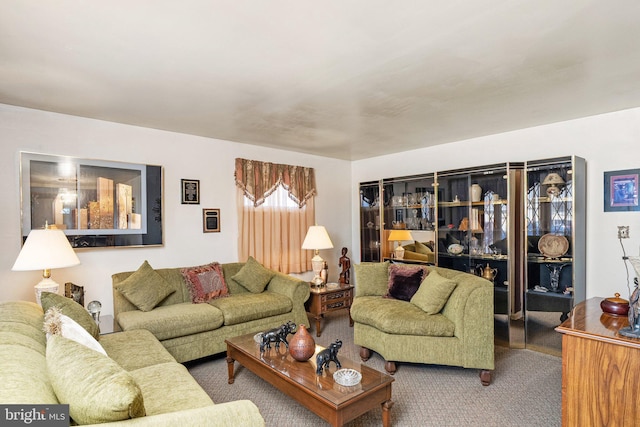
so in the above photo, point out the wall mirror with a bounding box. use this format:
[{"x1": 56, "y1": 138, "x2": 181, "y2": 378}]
[{"x1": 20, "y1": 152, "x2": 163, "y2": 248}]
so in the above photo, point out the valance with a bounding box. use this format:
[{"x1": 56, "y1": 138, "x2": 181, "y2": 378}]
[{"x1": 234, "y1": 158, "x2": 316, "y2": 208}]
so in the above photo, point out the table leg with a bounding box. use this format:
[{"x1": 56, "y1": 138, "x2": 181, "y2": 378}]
[
  {"x1": 381, "y1": 400, "x2": 394, "y2": 427},
  {"x1": 314, "y1": 315, "x2": 322, "y2": 337},
  {"x1": 226, "y1": 354, "x2": 235, "y2": 384}
]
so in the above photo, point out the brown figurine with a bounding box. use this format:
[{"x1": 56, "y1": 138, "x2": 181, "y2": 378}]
[{"x1": 339, "y1": 247, "x2": 351, "y2": 284}]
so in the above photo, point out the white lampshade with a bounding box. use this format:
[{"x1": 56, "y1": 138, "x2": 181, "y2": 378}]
[
  {"x1": 12, "y1": 227, "x2": 81, "y2": 304},
  {"x1": 302, "y1": 225, "x2": 334, "y2": 250},
  {"x1": 302, "y1": 225, "x2": 333, "y2": 287}
]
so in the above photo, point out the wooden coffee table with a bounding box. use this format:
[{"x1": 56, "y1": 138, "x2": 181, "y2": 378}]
[{"x1": 226, "y1": 333, "x2": 394, "y2": 426}]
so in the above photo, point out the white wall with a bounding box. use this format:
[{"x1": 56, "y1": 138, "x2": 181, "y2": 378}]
[
  {"x1": 352, "y1": 107, "x2": 640, "y2": 300},
  {"x1": 0, "y1": 104, "x2": 352, "y2": 315}
]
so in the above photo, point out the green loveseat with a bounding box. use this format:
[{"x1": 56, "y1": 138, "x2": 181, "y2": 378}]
[
  {"x1": 351, "y1": 262, "x2": 494, "y2": 385},
  {"x1": 0, "y1": 300, "x2": 265, "y2": 426},
  {"x1": 112, "y1": 261, "x2": 311, "y2": 363}
]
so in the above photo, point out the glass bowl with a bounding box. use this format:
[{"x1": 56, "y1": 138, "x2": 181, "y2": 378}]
[{"x1": 333, "y1": 369, "x2": 362, "y2": 387}]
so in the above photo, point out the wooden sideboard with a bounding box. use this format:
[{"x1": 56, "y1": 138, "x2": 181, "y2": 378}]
[{"x1": 555, "y1": 297, "x2": 640, "y2": 426}]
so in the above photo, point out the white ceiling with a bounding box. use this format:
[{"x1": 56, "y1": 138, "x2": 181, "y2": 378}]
[{"x1": 2, "y1": 1, "x2": 640, "y2": 160}]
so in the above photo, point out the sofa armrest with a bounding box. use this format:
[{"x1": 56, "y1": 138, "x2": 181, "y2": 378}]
[
  {"x1": 84, "y1": 401, "x2": 264, "y2": 427},
  {"x1": 266, "y1": 273, "x2": 310, "y2": 305}
]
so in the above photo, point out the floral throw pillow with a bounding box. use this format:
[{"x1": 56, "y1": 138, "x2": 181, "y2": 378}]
[{"x1": 181, "y1": 262, "x2": 229, "y2": 303}]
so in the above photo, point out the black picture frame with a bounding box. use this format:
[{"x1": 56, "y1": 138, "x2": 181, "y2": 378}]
[
  {"x1": 604, "y1": 169, "x2": 640, "y2": 212},
  {"x1": 181, "y1": 179, "x2": 200, "y2": 204},
  {"x1": 203, "y1": 208, "x2": 220, "y2": 232}
]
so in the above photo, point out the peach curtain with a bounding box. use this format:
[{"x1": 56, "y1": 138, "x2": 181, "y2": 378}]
[{"x1": 235, "y1": 159, "x2": 316, "y2": 273}]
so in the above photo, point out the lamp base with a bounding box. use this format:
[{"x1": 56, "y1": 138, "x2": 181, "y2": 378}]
[
  {"x1": 311, "y1": 254, "x2": 325, "y2": 287},
  {"x1": 35, "y1": 277, "x2": 60, "y2": 306}
]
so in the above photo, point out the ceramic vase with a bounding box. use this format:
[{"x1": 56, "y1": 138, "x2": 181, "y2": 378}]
[
  {"x1": 289, "y1": 324, "x2": 316, "y2": 361},
  {"x1": 470, "y1": 184, "x2": 482, "y2": 202}
]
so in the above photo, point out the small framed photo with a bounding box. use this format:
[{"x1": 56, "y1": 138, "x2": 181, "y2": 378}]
[
  {"x1": 604, "y1": 169, "x2": 640, "y2": 212},
  {"x1": 181, "y1": 179, "x2": 200, "y2": 204},
  {"x1": 203, "y1": 208, "x2": 220, "y2": 232}
]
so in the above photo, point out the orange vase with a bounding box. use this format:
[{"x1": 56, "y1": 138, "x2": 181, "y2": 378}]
[{"x1": 289, "y1": 324, "x2": 316, "y2": 362}]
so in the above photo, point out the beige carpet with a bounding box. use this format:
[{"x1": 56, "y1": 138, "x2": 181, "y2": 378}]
[{"x1": 187, "y1": 310, "x2": 561, "y2": 426}]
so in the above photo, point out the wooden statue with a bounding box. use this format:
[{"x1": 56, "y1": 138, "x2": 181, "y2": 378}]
[{"x1": 339, "y1": 247, "x2": 351, "y2": 284}]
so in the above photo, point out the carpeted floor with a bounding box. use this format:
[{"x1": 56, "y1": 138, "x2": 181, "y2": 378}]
[{"x1": 187, "y1": 311, "x2": 561, "y2": 426}]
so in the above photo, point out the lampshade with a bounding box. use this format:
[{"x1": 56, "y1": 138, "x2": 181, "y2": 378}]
[
  {"x1": 387, "y1": 230, "x2": 413, "y2": 242},
  {"x1": 12, "y1": 227, "x2": 80, "y2": 304},
  {"x1": 302, "y1": 226, "x2": 334, "y2": 250},
  {"x1": 302, "y1": 225, "x2": 333, "y2": 287}
]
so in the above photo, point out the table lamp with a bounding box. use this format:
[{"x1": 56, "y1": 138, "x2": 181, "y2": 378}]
[
  {"x1": 388, "y1": 229, "x2": 413, "y2": 259},
  {"x1": 302, "y1": 225, "x2": 334, "y2": 287},
  {"x1": 12, "y1": 224, "x2": 81, "y2": 305}
]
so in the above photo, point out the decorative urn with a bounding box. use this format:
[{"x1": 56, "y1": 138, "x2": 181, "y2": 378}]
[
  {"x1": 289, "y1": 324, "x2": 316, "y2": 362},
  {"x1": 600, "y1": 293, "x2": 629, "y2": 316}
]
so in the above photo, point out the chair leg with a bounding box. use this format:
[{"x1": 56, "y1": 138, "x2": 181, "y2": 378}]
[
  {"x1": 384, "y1": 361, "x2": 397, "y2": 375},
  {"x1": 479, "y1": 369, "x2": 492, "y2": 386},
  {"x1": 359, "y1": 347, "x2": 372, "y2": 362}
]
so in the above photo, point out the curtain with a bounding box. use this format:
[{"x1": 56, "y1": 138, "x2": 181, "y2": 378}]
[{"x1": 235, "y1": 158, "x2": 316, "y2": 273}]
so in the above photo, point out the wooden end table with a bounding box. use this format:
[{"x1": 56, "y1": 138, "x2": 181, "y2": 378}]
[{"x1": 305, "y1": 283, "x2": 354, "y2": 337}]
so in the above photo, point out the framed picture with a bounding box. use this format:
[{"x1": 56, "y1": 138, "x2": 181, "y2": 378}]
[
  {"x1": 64, "y1": 282, "x2": 85, "y2": 307},
  {"x1": 604, "y1": 169, "x2": 640, "y2": 212},
  {"x1": 19, "y1": 152, "x2": 163, "y2": 248},
  {"x1": 203, "y1": 208, "x2": 220, "y2": 232},
  {"x1": 181, "y1": 179, "x2": 200, "y2": 204}
]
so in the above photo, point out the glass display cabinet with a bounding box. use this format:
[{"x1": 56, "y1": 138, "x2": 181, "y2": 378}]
[
  {"x1": 359, "y1": 181, "x2": 382, "y2": 262},
  {"x1": 523, "y1": 156, "x2": 586, "y2": 355},
  {"x1": 381, "y1": 174, "x2": 436, "y2": 259},
  {"x1": 435, "y1": 163, "x2": 524, "y2": 346}
]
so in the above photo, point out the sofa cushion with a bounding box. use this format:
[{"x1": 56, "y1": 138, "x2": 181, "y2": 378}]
[
  {"x1": 117, "y1": 302, "x2": 224, "y2": 341},
  {"x1": 181, "y1": 262, "x2": 229, "y2": 303},
  {"x1": 351, "y1": 296, "x2": 455, "y2": 336},
  {"x1": 116, "y1": 260, "x2": 175, "y2": 311},
  {"x1": 385, "y1": 264, "x2": 426, "y2": 301},
  {"x1": 414, "y1": 240, "x2": 433, "y2": 255},
  {"x1": 130, "y1": 362, "x2": 214, "y2": 416},
  {"x1": 0, "y1": 301, "x2": 46, "y2": 352},
  {"x1": 40, "y1": 292, "x2": 100, "y2": 341},
  {"x1": 100, "y1": 329, "x2": 177, "y2": 371},
  {"x1": 0, "y1": 345, "x2": 58, "y2": 404},
  {"x1": 43, "y1": 308, "x2": 106, "y2": 355},
  {"x1": 46, "y1": 334, "x2": 145, "y2": 424},
  {"x1": 209, "y1": 292, "x2": 292, "y2": 326},
  {"x1": 354, "y1": 261, "x2": 390, "y2": 297},
  {"x1": 231, "y1": 256, "x2": 275, "y2": 293},
  {"x1": 411, "y1": 270, "x2": 458, "y2": 314}
]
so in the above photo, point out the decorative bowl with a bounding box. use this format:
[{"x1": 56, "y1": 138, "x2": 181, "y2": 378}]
[
  {"x1": 333, "y1": 369, "x2": 362, "y2": 387},
  {"x1": 600, "y1": 293, "x2": 629, "y2": 316},
  {"x1": 538, "y1": 233, "x2": 569, "y2": 258},
  {"x1": 447, "y1": 244, "x2": 464, "y2": 255}
]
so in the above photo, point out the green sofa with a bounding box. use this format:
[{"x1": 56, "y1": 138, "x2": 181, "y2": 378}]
[
  {"x1": 351, "y1": 262, "x2": 494, "y2": 385},
  {"x1": 112, "y1": 261, "x2": 311, "y2": 363},
  {"x1": 0, "y1": 300, "x2": 265, "y2": 426}
]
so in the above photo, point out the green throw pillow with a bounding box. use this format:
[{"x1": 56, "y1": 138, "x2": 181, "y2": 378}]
[
  {"x1": 40, "y1": 292, "x2": 100, "y2": 341},
  {"x1": 46, "y1": 334, "x2": 145, "y2": 424},
  {"x1": 414, "y1": 240, "x2": 433, "y2": 254},
  {"x1": 116, "y1": 260, "x2": 175, "y2": 312},
  {"x1": 410, "y1": 270, "x2": 458, "y2": 314},
  {"x1": 354, "y1": 261, "x2": 390, "y2": 297},
  {"x1": 231, "y1": 256, "x2": 275, "y2": 293}
]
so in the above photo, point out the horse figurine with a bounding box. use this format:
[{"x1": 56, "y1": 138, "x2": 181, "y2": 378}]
[
  {"x1": 260, "y1": 321, "x2": 296, "y2": 353},
  {"x1": 315, "y1": 339, "x2": 342, "y2": 375}
]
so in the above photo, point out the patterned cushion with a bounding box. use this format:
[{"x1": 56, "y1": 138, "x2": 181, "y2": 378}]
[
  {"x1": 40, "y1": 292, "x2": 100, "y2": 341},
  {"x1": 410, "y1": 270, "x2": 458, "y2": 314},
  {"x1": 181, "y1": 262, "x2": 228, "y2": 303},
  {"x1": 46, "y1": 335, "x2": 145, "y2": 424},
  {"x1": 231, "y1": 257, "x2": 275, "y2": 293},
  {"x1": 385, "y1": 264, "x2": 427, "y2": 301},
  {"x1": 354, "y1": 261, "x2": 390, "y2": 297},
  {"x1": 116, "y1": 260, "x2": 175, "y2": 311}
]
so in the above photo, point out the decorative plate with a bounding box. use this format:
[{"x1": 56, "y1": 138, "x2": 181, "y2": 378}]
[
  {"x1": 333, "y1": 369, "x2": 362, "y2": 387},
  {"x1": 538, "y1": 234, "x2": 569, "y2": 258},
  {"x1": 447, "y1": 244, "x2": 464, "y2": 255}
]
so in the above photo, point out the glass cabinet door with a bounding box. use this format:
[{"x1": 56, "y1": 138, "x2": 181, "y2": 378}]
[
  {"x1": 359, "y1": 181, "x2": 382, "y2": 262},
  {"x1": 435, "y1": 163, "x2": 524, "y2": 347},
  {"x1": 524, "y1": 156, "x2": 586, "y2": 355},
  {"x1": 381, "y1": 174, "x2": 436, "y2": 260}
]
